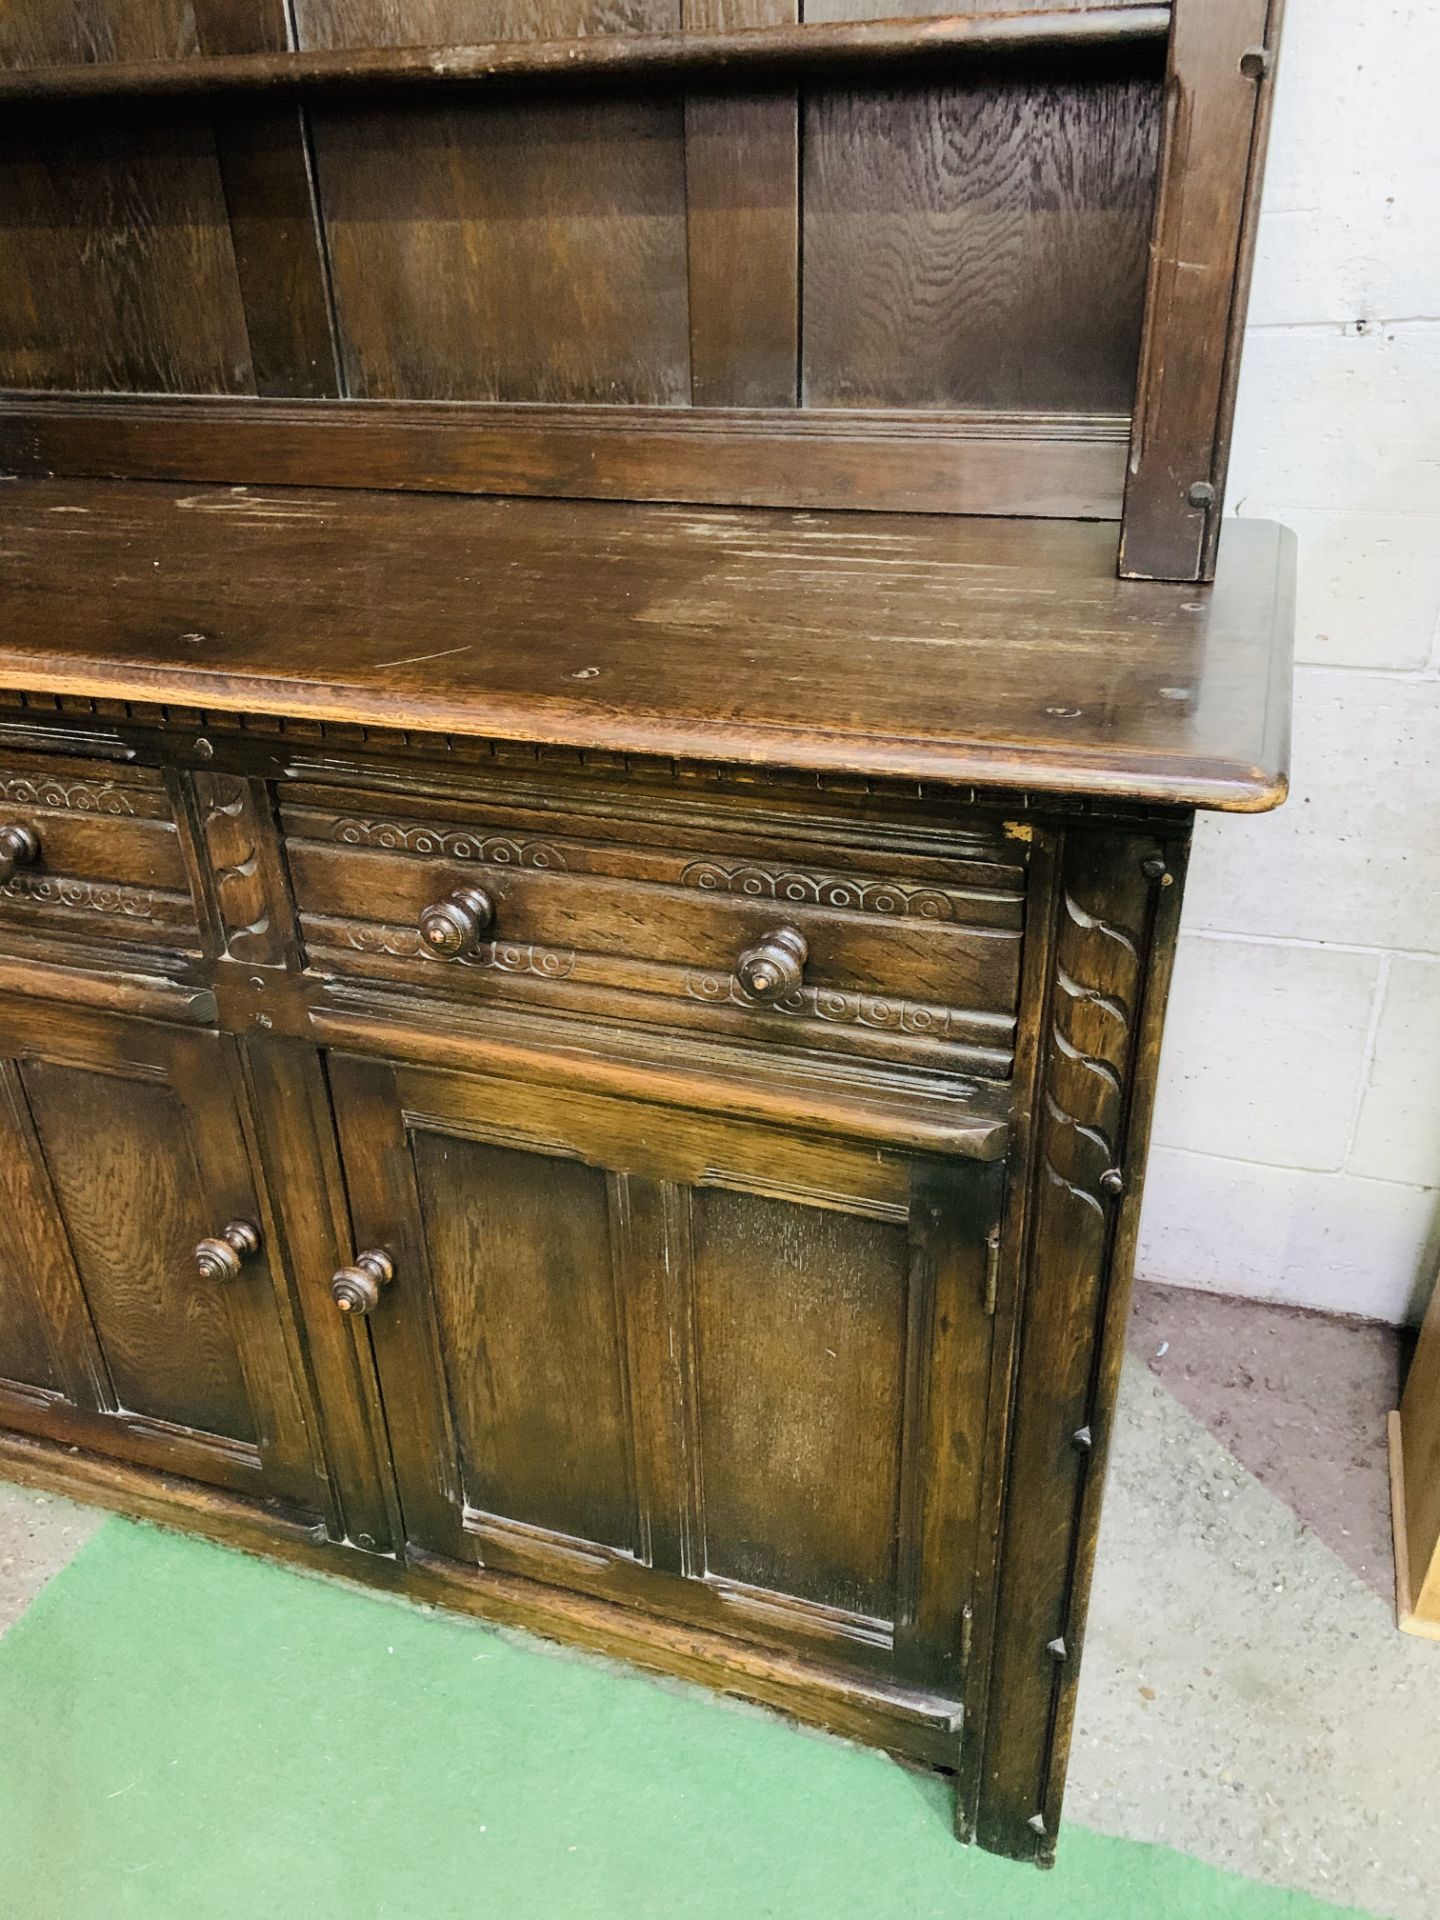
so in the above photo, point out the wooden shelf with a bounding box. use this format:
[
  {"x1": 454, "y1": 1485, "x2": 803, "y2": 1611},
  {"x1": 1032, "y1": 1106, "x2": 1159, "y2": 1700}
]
[
  {"x1": 0, "y1": 6, "x2": 1169, "y2": 105},
  {"x1": 0, "y1": 478, "x2": 1292, "y2": 811}
]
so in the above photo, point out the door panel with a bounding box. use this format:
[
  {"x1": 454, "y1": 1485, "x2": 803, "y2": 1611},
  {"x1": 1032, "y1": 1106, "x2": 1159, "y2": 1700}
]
[
  {"x1": 689, "y1": 1189, "x2": 907, "y2": 1624},
  {"x1": 0, "y1": 996, "x2": 325, "y2": 1518},
  {"x1": 330, "y1": 1049, "x2": 1001, "y2": 1698},
  {"x1": 21, "y1": 1060, "x2": 258, "y2": 1443},
  {"x1": 411, "y1": 1133, "x2": 636, "y2": 1554}
]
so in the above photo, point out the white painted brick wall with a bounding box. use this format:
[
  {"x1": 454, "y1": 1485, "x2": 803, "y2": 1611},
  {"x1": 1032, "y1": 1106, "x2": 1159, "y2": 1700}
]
[{"x1": 1137, "y1": 0, "x2": 1440, "y2": 1323}]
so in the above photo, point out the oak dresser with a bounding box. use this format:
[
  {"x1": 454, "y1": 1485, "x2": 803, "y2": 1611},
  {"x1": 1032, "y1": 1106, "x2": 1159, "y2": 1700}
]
[{"x1": 0, "y1": 0, "x2": 1289, "y2": 1864}]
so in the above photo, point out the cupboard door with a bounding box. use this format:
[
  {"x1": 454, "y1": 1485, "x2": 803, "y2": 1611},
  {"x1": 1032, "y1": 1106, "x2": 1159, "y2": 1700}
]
[
  {"x1": 0, "y1": 997, "x2": 324, "y2": 1517},
  {"x1": 329, "y1": 1052, "x2": 1002, "y2": 1705}
]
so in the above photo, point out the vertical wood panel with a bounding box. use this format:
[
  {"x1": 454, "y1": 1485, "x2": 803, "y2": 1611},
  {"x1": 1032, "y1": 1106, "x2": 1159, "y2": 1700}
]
[
  {"x1": 242, "y1": 1036, "x2": 400, "y2": 1552},
  {"x1": 683, "y1": 0, "x2": 797, "y2": 408},
  {"x1": 0, "y1": 116, "x2": 255, "y2": 394},
  {"x1": 801, "y1": 69, "x2": 1160, "y2": 412},
  {"x1": 690, "y1": 1188, "x2": 908, "y2": 1620},
  {"x1": 0, "y1": 1, "x2": 197, "y2": 65},
  {"x1": 411, "y1": 1132, "x2": 638, "y2": 1552},
  {"x1": 298, "y1": 0, "x2": 691, "y2": 404},
  {"x1": 193, "y1": 0, "x2": 342, "y2": 398},
  {"x1": 0, "y1": 2, "x2": 253, "y2": 395},
  {"x1": 1120, "y1": 0, "x2": 1281, "y2": 580},
  {"x1": 0, "y1": 1060, "x2": 108, "y2": 1405},
  {"x1": 327, "y1": 1051, "x2": 470, "y2": 1558},
  {"x1": 894, "y1": 1156, "x2": 1003, "y2": 1692},
  {"x1": 610, "y1": 1173, "x2": 703, "y2": 1574}
]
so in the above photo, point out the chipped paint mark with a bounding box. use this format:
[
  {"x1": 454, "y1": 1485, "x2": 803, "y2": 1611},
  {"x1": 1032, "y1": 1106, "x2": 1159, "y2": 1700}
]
[{"x1": 1003, "y1": 821, "x2": 1035, "y2": 844}]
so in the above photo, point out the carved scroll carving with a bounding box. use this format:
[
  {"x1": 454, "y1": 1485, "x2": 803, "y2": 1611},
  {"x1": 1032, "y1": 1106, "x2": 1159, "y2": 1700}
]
[
  {"x1": 1040, "y1": 888, "x2": 1141, "y2": 1216},
  {"x1": 0, "y1": 872, "x2": 184, "y2": 923},
  {"x1": 193, "y1": 773, "x2": 287, "y2": 965},
  {"x1": 330, "y1": 817, "x2": 568, "y2": 870},
  {"x1": 0, "y1": 773, "x2": 143, "y2": 816},
  {"x1": 684, "y1": 968, "x2": 978, "y2": 1042},
  {"x1": 680, "y1": 860, "x2": 958, "y2": 921},
  {"x1": 306, "y1": 914, "x2": 576, "y2": 981}
]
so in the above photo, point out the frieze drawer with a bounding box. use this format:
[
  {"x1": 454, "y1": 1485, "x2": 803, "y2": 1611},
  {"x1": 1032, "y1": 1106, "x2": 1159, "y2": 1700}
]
[
  {"x1": 280, "y1": 780, "x2": 1027, "y2": 1082},
  {"x1": 0, "y1": 751, "x2": 198, "y2": 955}
]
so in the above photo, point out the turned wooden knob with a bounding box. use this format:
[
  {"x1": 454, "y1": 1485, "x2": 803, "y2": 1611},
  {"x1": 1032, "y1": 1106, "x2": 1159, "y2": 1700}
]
[
  {"x1": 417, "y1": 886, "x2": 495, "y2": 960},
  {"x1": 194, "y1": 1219, "x2": 262, "y2": 1283},
  {"x1": 0, "y1": 825, "x2": 40, "y2": 887},
  {"x1": 735, "y1": 927, "x2": 808, "y2": 1005},
  {"x1": 331, "y1": 1249, "x2": 395, "y2": 1316}
]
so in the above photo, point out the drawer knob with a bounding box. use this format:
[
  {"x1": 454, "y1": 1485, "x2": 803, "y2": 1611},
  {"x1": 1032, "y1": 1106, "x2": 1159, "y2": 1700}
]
[
  {"x1": 418, "y1": 886, "x2": 496, "y2": 961},
  {"x1": 0, "y1": 824, "x2": 40, "y2": 886},
  {"x1": 331, "y1": 1248, "x2": 395, "y2": 1316},
  {"x1": 735, "y1": 926, "x2": 809, "y2": 1005},
  {"x1": 194, "y1": 1219, "x2": 262, "y2": 1283}
]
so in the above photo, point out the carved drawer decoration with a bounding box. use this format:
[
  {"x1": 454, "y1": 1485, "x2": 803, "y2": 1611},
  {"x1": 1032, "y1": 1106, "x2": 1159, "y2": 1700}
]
[
  {"x1": 281, "y1": 778, "x2": 1028, "y2": 1082},
  {"x1": 0, "y1": 751, "x2": 198, "y2": 954}
]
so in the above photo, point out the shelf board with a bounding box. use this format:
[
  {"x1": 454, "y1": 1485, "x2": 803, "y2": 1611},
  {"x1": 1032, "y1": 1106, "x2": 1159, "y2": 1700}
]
[
  {"x1": 0, "y1": 478, "x2": 1292, "y2": 812},
  {"x1": 0, "y1": 7, "x2": 1170, "y2": 105}
]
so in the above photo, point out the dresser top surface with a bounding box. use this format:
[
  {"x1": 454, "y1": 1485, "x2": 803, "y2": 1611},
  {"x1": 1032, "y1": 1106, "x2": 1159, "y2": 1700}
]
[{"x1": 0, "y1": 479, "x2": 1292, "y2": 811}]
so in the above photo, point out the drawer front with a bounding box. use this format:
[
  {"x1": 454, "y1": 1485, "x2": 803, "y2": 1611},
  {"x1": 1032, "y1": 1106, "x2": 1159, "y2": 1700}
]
[
  {"x1": 282, "y1": 780, "x2": 1026, "y2": 1081},
  {"x1": 0, "y1": 753, "x2": 199, "y2": 953}
]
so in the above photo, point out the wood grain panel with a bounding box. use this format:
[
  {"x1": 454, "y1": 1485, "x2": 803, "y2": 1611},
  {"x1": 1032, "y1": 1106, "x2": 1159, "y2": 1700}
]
[
  {"x1": 0, "y1": 1, "x2": 199, "y2": 65},
  {"x1": 299, "y1": 0, "x2": 689, "y2": 404},
  {"x1": 0, "y1": 1065, "x2": 70, "y2": 1394},
  {"x1": 192, "y1": 0, "x2": 342, "y2": 399},
  {"x1": 690, "y1": 1188, "x2": 908, "y2": 1619},
  {"x1": 801, "y1": 71, "x2": 1160, "y2": 412},
  {"x1": 19, "y1": 1059, "x2": 258, "y2": 1441},
  {"x1": 294, "y1": 0, "x2": 673, "y2": 44},
  {"x1": 411, "y1": 1131, "x2": 637, "y2": 1554},
  {"x1": 0, "y1": 114, "x2": 255, "y2": 394},
  {"x1": 683, "y1": 0, "x2": 797, "y2": 409},
  {"x1": 310, "y1": 94, "x2": 691, "y2": 402},
  {"x1": 0, "y1": 5, "x2": 250, "y2": 394}
]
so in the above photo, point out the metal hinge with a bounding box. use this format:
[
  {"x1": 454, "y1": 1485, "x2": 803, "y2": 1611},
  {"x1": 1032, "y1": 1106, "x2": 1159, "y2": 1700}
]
[{"x1": 983, "y1": 1222, "x2": 1001, "y2": 1316}]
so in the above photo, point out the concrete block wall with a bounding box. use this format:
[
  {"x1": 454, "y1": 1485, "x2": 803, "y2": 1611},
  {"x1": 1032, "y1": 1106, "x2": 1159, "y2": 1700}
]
[{"x1": 1137, "y1": 0, "x2": 1440, "y2": 1324}]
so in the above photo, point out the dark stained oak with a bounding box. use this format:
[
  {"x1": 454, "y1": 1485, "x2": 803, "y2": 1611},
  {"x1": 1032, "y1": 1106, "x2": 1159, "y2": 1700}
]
[
  {"x1": 0, "y1": 394, "x2": 1132, "y2": 520},
  {"x1": 0, "y1": 480, "x2": 1292, "y2": 810},
  {"x1": 0, "y1": 0, "x2": 1291, "y2": 1870},
  {"x1": 0, "y1": 994, "x2": 327, "y2": 1517},
  {"x1": 1120, "y1": 0, "x2": 1285, "y2": 580},
  {"x1": 0, "y1": 8, "x2": 1173, "y2": 102},
  {"x1": 801, "y1": 67, "x2": 1159, "y2": 414}
]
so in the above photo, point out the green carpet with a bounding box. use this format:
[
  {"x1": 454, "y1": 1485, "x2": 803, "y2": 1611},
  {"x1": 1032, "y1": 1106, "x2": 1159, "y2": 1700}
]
[{"x1": 0, "y1": 1516, "x2": 1372, "y2": 1920}]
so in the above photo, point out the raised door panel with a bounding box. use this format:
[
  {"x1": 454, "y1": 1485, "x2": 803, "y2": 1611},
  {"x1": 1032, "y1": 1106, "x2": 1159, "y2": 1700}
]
[
  {"x1": 330, "y1": 1049, "x2": 1000, "y2": 1726},
  {"x1": 689, "y1": 1189, "x2": 906, "y2": 1624},
  {"x1": 20, "y1": 1059, "x2": 259, "y2": 1444},
  {"x1": 0, "y1": 998, "x2": 324, "y2": 1517},
  {"x1": 409, "y1": 1132, "x2": 637, "y2": 1558}
]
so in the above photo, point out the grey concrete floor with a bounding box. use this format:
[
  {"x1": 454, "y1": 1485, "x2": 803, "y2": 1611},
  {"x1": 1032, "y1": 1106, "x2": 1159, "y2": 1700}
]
[
  {"x1": 0, "y1": 1479, "x2": 104, "y2": 1633},
  {"x1": 0, "y1": 1281, "x2": 1433, "y2": 1920}
]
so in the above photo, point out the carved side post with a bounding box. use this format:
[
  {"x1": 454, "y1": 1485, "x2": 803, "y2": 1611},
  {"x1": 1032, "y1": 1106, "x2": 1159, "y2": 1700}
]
[{"x1": 970, "y1": 816, "x2": 1190, "y2": 1861}]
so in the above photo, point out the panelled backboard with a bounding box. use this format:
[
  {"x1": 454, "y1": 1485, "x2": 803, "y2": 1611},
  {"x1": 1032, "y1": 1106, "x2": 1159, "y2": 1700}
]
[{"x1": 0, "y1": 0, "x2": 1284, "y2": 575}]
